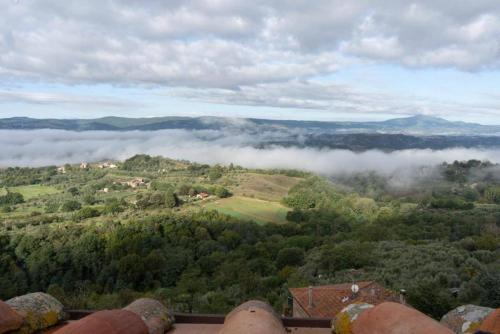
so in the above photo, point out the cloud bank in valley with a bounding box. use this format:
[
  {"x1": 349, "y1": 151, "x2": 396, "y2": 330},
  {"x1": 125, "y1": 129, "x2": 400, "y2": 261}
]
[{"x1": 1, "y1": 130, "x2": 500, "y2": 178}]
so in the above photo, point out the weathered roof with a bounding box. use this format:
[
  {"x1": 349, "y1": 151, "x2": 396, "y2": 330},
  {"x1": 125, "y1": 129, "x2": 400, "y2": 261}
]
[
  {"x1": 53, "y1": 310, "x2": 148, "y2": 334},
  {"x1": 289, "y1": 281, "x2": 400, "y2": 318},
  {"x1": 478, "y1": 308, "x2": 500, "y2": 333},
  {"x1": 167, "y1": 323, "x2": 331, "y2": 334},
  {"x1": 3, "y1": 291, "x2": 497, "y2": 334},
  {"x1": 351, "y1": 302, "x2": 453, "y2": 334},
  {"x1": 0, "y1": 300, "x2": 23, "y2": 333}
]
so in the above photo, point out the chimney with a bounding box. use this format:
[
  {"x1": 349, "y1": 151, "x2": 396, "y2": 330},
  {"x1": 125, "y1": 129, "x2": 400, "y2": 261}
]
[
  {"x1": 308, "y1": 286, "x2": 313, "y2": 308},
  {"x1": 400, "y1": 289, "x2": 406, "y2": 305}
]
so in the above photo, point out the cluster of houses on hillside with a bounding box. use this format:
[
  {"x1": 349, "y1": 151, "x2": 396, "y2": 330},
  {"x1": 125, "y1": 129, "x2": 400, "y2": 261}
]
[
  {"x1": 119, "y1": 178, "x2": 147, "y2": 188},
  {"x1": 56, "y1": 161, "x2": 118, "y2": 174},
  {"x1": 97, "y1": 162, "x2": 118, "y2": 169}
]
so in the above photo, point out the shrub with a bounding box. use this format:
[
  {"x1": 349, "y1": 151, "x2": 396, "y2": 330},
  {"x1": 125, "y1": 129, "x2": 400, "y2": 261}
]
[
  {"x1": 73, "y1": 207, "x2": 100, "y2": 221},
  {"x1": 67, "y1": 187, "x2": 79, "y2": 196},
  {"x1": 208, "y1": 166, "x2": 223, "y2": 181},
  {"x1": 0, "y1": 191, "x2": 24, "y2": 205},
  {"x1": 164, "y1": 190, "x2": 179, "y2": 208},
  {"x1": 214, "y1": 186, "x2": 230, "y2": 198},
  {"x1": 61, "y1": 200, "x2": 82, "y2": 212},
  {"x1": 45, "y1": 201, "x2": 60, "y2": 213}
]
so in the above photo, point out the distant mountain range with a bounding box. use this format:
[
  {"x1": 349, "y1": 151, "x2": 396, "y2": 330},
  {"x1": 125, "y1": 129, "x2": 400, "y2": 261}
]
[
  {"x1": 1, "y1": 115, "x2": 500, "y2": 151},
  {"x1": 1, "y1": 115, "x2": 499, "y2": 136}
]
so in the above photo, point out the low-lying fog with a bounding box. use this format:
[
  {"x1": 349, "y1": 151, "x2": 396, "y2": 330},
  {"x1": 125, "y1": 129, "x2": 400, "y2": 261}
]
[{"x1": 1, "y1": 129, "x2": 499, "y2": 176}]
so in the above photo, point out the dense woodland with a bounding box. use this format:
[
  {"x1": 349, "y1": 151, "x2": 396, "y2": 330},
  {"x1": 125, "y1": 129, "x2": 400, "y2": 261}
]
[{"x1": 0, "y1": 156, "x2": 499, "y2": 319}]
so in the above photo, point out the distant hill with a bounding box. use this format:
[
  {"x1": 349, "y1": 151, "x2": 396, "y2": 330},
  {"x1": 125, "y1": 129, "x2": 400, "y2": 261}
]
[{"x1": 1, "y1": 115, "x2": 499, "y2": 136}]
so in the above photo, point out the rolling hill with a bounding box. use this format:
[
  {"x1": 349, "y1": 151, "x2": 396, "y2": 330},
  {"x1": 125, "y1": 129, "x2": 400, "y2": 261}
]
[{"x1": 1, "y1": 115, "x2": 499, "y2": 135}]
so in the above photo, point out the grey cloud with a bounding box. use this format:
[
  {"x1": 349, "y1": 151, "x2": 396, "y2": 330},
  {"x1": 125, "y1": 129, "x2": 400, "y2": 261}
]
[{"x1": 1, "y1": 0, "x2": 500, "y2": 92}]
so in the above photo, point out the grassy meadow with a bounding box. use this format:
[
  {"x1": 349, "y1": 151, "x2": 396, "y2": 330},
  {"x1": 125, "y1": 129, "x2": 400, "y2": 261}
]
[
  {"x1": 0, "y1": 184, "x2": 60, "y2": 199},
  {"x1": 203, "y1": 195, "x2": 290, "y2": 224}
]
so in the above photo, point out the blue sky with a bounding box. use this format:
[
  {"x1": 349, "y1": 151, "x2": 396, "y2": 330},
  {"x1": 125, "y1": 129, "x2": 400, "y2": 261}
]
[{"x1": 1, "y1": 1, "x2": 500, "y2": 124}]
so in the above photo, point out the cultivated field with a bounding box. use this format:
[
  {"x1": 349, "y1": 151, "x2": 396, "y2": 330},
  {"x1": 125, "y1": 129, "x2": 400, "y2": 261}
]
[
  {"x1": 0, "y1": 185, "x2": 60, "y2": 199},
  {"x1": 231, "y1": 173, "x2": 302, "y2": 201},
  {"x1": 204, "y1": 195, "x2": 290, "y2": 224}
]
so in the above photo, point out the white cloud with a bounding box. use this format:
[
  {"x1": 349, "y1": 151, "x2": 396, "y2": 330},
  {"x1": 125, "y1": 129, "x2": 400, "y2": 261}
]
[
  {"x1": 1, "y1": 0, "x2": 500, "y2": 89},
  {"x1": 0, "y1": 90, "x2": 142, "y2": 108},
  {"x1": 1, "y1": 1, "x2": 500, "y2": 119},
  {"x1": 173, "y1": 81, "x2": 500, "y2": 118}
]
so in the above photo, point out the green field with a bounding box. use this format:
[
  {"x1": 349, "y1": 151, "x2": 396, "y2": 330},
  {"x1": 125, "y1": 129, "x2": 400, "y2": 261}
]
[
  {"x1": 232, "y1": 173, "x2": 302, "y2": 201},
  {"x1": 0, "y1": 185, "x2": 60, "y2": 199},
  {"x1": 204, "y1": 195, "x2": 290, "y2": 224}
]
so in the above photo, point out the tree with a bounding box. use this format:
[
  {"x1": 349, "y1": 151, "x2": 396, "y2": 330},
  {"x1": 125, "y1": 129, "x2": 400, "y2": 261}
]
[
  {"x1": 83, "y1": 194, "x2": 97, "y2": 205},
  {"x1": 320, "y1": 241, "x2": 373, "y2": 272},
  {"x1": 214, "y1": 186, "x2": 230, "y2": 198},
  {"x1": 61, "y1": 200, "x2": 81, "y2": 212},
  {"x1": 45, "y1": 201, "x2": 60, "y2": 213},
  {"x1": 208, "y1": 166, "x2": 223, "y2": 181},
  {"x1": 407, "y1": 280, "x2": 457, "y2": 319},
  {"x1": 164, "y1": 190, "x2": 179, "y2": 208},
  {"x1": 177, "y1": 184, "x2": 191, "y2": 196},
  {"x1": 484, "y1": 186, "x2": 500, "y2": 204},
  {"x1": 0, "y1": 191, "x2": 24, "y2": 205},
  {"x1": 276, "y1": 247, "x2": 304, "y2": 268},
  {"x1": 67, "y1": 187, "x2": 79, "y2": 196},
  {"x1": 73, "y1": 207, "x2": 100, "y2": 221},
  {"x1": 118, "y1": 254, "x2": 145, "y2": 289},
  {"x1": 1, "y1": 206, "x2": 11, "y2": 213},
  {"x1": 103, "y1": 198, "x2": 125, "y2": 215},
  {"x1": 175, "y1": 266, "x2": 207, "y2": 313}
]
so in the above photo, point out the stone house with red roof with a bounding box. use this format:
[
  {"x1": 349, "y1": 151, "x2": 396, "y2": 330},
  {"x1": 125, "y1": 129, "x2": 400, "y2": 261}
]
[{"x1": 289, "y1": 281, "x2": 401, "y2": 318}]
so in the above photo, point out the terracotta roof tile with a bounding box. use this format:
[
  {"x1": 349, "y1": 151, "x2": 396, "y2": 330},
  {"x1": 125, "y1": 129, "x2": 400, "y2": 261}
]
[
  {"x1": 123, "y1": 298, "x2": 174, "y2": 334},
  {"x1": 0, "y1": 300, "x2": 23, "y2": 333},
  {"x1": 52, "y1": 310, "x2": 148, "y2": 334},
  {"x1": 167, "y1": 323, "x2": 332, "y2": 334},
  {"x1": 478, "y1": 308, "x2": 500, "y2": 334},
  {"x1": 352, "y1": 302, "x2": 454, "y2": 334},
  {"x1": 219, "y1": 300, "x2": 287, "y2": 334},
  {"x1": 290, "y1": 281, "x2": 399, "y2": 318}
]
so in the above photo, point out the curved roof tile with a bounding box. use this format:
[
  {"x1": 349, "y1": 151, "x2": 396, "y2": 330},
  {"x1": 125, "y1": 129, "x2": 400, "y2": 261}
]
[
  {"x1": 219, "y1": 300, "x2": 287, "y2": 334},
  {"x1": 352, "y1": 302, "x2": 454, "y2": 334},
  {"x1": 0, "y1": 300, "x2": 23, "y2": 333},
  {"x1": 53, "y1": 310, "x2": 148, "y2": 334},
  {"x1": 478, "y1": 308, "x2": 500, "y2": 334}
]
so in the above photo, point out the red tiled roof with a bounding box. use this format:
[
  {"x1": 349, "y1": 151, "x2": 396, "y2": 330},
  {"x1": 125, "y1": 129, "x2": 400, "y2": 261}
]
[
  {"x1": 5, "y1": 290, "x2": 494, "y2": 334},
  {"x1": 289, "y1": 282, "x2": 400, "y2": 318}
]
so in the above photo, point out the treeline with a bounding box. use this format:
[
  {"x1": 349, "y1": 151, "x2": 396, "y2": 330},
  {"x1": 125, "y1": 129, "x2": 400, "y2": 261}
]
[
  {"x1": 0, "y1": 166, "x2": 57, "y2": 187},
  {"x1": 1, "y1": 183, "x2": 498, "y2": 319}
]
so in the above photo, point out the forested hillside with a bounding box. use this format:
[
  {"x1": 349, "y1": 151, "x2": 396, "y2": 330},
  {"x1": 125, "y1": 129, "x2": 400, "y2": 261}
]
[{"x1": 0, "y1": 156, "x2": 498, "y2": 319}]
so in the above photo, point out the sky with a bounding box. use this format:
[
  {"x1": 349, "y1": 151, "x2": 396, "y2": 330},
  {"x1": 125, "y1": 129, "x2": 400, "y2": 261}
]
[{"x1": 1, "y1": 1, "x2": 500, "y2": 123}]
